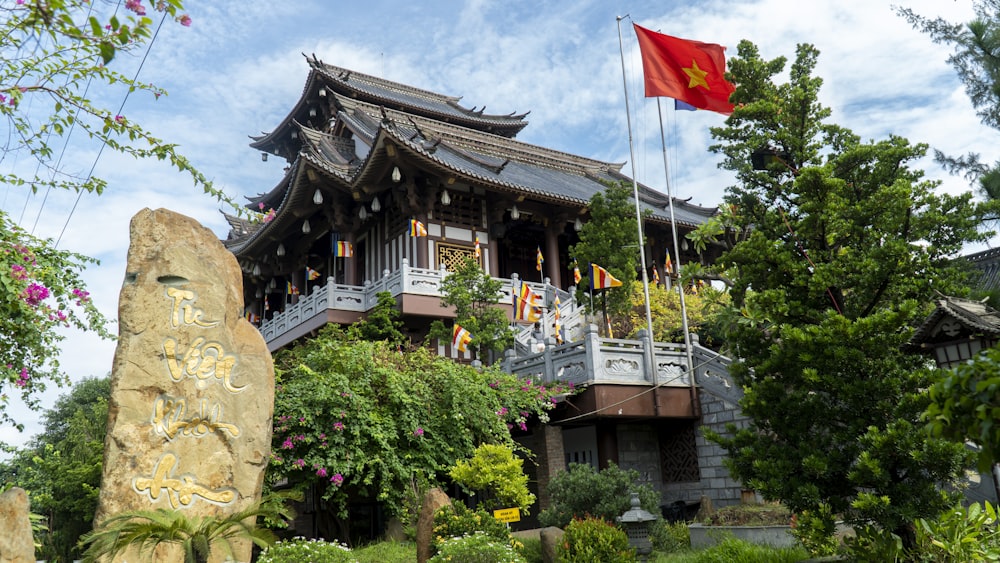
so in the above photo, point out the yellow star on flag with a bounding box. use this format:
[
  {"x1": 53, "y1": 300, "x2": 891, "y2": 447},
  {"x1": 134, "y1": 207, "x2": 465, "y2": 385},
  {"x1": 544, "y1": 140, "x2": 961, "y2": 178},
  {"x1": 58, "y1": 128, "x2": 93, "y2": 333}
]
[{"x1": 683, "y1": 59, "x2": 709, "y2": 89}]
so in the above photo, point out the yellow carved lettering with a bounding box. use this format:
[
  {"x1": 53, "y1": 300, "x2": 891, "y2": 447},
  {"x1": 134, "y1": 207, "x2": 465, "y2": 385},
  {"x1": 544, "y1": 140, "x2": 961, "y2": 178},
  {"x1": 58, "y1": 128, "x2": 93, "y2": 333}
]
[
  {"x1": 151, "y1": 396, "x2": 241, "y2": 440},
  {"x1": 133, "y1": 453, "x2": 236, "y2": 509},
  {"x1": 166, "y1": 287, "x2": 219, "y2": 328},
  {"x1": 162, "y1": 337, "x2": 245, "y2": 393}
]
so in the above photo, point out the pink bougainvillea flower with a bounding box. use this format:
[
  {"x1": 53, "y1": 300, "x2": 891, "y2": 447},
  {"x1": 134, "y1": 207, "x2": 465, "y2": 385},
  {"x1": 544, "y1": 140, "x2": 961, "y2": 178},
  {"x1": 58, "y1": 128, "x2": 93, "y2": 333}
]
[
  {"x1": 331, "y1": 473, "x2": 344, "y2": 486},
  {"x1": 10, "y1": 264, "x2": 27, "y2": 280},
  {"x1": 15, "y1": 368, "x2": 29, "y2": 388},
  {"x1": 333, "y1": 421, "x2": 344, "y2": 431},
  {"x1": 293, "y1": 458, "x2": 306, "y2": 468},
  {"x1": 316, "y1": 467, "x2": 327, "y2": 478},
  {"x1": 281, "y1": 438, "x2": 293, "y2": 449},
  {"x1": 413, "y1": 427, "x2": 424, "y2": 437},
  {"x1": 22, "y1": 283, "x2": 49, "y2": 306},
  {"x1": 115, "y1": 114, "x2": 124, "y2": 123},
  {"x1": 179, "y1": 14, "x2": 192, "y2": 26}
]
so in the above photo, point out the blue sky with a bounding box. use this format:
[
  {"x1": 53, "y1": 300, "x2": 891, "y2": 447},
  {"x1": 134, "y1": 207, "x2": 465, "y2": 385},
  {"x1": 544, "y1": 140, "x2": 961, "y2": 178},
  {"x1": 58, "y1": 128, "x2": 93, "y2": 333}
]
[{"x1": 1, "y1": 0, "x2": 995, "y2": 447}]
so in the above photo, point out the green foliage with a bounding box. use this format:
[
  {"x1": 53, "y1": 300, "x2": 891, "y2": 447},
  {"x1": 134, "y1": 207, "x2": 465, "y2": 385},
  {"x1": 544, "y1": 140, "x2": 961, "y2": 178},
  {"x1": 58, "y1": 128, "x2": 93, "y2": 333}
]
[
  {"x1": 353, "y1": 540, "x2": 416, "y2": 563},
  {"x1": 516, "y1": 536, "x2": 544, "y2": 563},
  {"x1": 449, "y1": 443, "x2": 536, "y2": 513},
  {"x1": 258, "y1": 538, "x2": 358, "y2": 563},
  {"x1": 432, "y1": 503, "x2": 513, "y2": 551},
  {"x1": 269, "y1": 326, "x2": 570, "y2": 521},
  {"x1": 0, "y1": 376, "x2": 108, "y2": 561},
  {"x1": 788, "y1": 506, "x2": 839, "y2": 557},
  {"x1": 913, "y1": 501, "x2": 1000, "y2": 562},
  {"x1": 0, "y1": 224, "x2": 111, "y2": 433},
  {"x1": 1, "y1": 0, "x2": 235, "y2": 435},
  {"x1": 80, "y1": 504, "x2": 283, "y2": 563},
  {"x1": 844, "y1": 524, "x2": 905, "y2": 563},
  {"x1": 667, "y1": 536, "x2": 808, "y2": 563},
  {"x1": 428, "y1": 257, "x2": 514, "y2": 362},
  {"x1": 347, "y1": 291, "x2": 406, "y2": 346},
  {"x1": 557, "y1": 515, "x2": 635, "y2": 563},
  {"x1": 649, "y1": 519, "x2": 690, "y2": 553},
  {"x1": 570, "y1": 181, "x2": 645, "y2": 323},
  {"x1": 704, "y1": 39, "x2": 985, "y2": 549},
  {"x1": 538, "y1": 462, "x2": 660, "y2": 528},
  {"x1": 429, "y1": 531, "x2": 527, "y2": 563},
  {"x1": 925, "y1": 346, "x2": 1000, "y2": 472},
  {"x1": 625, "y1": 282, "x2": 729, "y2": 346}
]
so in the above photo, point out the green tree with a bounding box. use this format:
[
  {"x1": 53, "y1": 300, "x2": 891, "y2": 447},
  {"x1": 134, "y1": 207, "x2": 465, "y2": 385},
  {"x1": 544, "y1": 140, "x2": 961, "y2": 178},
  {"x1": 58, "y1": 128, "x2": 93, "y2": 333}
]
[
  {"x1": 1, "y1": 0, "x2": 229, "y2": 433},
  {"x1": 428, "y1": 257, "x2": 513, "y2": 362},
  {"x1": 346, "y1": 291, "x2": 405, "y2": 346},
  {"x1": 898, "y1": 3, "x2": 1000, "y2": 208},
  {"x1": 703, "y1": 41, "x2": 989, "y2": 549},
  {"x1": 570, "y1": 181, "x2": 646, "y2": 330},
  {"x1": 0, "y1": 376, "x2": 108, "y2": 561},
  {"x1": 538, "y1": 462, "x2": 659, "y2": 529},
  {"x1": 268, "y1": 326, "x2": 570, "y2": 539},
  {"x1": 449, "y1": 443, "x2": 535, "y2": 513}
]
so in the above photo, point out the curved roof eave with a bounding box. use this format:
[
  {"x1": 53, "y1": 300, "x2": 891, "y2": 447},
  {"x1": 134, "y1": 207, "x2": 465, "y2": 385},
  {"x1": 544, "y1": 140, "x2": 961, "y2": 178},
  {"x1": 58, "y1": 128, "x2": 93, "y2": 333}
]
[{"x1": 249, "y1": 68, "x2": 322, "y2": 152}]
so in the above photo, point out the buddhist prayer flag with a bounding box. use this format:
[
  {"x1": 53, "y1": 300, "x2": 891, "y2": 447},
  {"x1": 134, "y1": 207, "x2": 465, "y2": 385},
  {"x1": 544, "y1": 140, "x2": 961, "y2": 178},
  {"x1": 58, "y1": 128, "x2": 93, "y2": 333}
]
[
  {"x1": 335, "y1": 241, "x2": 354, "y2": 258},
  {"x1": 633, "y1": 23, "x2": 735, "y2": 115},
  {"x1": 306, "y1": 267, "x2": 321, "y2": 281},
  {"x1": 475, "y1": 236, "x2": 481, "y2": 259},
  {"x1": 536, "y1": 246, "x2": 544, "y2": 272},
  {"x1": 513, "y1": 282, "x2": 542, "y2": 322},
  {"x1": 452, "y1": 324, "x2": 473, "y2": 353},
  {"x1": 410, "y1": 219, "x2": 428, "y2": 237},
  {"x1": 572, "y1": 258, "x2": 582, "y2": 285},
  {"x1": 553, "y1": 294, "x2": 563, "y2": 344},
  {"x1": 652, "y1": 266, "x2": 660, "y2": 285},
  {"x1": 264, "y1": 296, "x2": 269, "y2": 311},
  {"x1": 665, "y1": 250, "x2": 674, "y2": 275},
  {"x1": 287, "y1": 282, "x2": 299, "y2": 296},
  {"x1": 590, "y1": 263, "x2": 622, "y2": 290}
]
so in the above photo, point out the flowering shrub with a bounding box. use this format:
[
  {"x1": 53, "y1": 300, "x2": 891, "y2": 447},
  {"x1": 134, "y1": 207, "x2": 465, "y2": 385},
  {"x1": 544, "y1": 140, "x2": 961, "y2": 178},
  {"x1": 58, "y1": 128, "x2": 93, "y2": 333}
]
[
  {"x1": 557, "y1": 516, "x2": 634, "y2": 563},
  {"x1": 257, "y1": 537, "x2": 358, "y2": 563},
  {"x1": 269, "y1": 325, "x2": 573, "y2": 520},
  {"x1": 428, "y1": 532, "x2": 526, "y2": 563},
  {"x1": 432, "y1": 503, "x2": 513, "y2": 553},
  {"x1": 0, "y1": 219, "x2": 111, "y2": 430}
]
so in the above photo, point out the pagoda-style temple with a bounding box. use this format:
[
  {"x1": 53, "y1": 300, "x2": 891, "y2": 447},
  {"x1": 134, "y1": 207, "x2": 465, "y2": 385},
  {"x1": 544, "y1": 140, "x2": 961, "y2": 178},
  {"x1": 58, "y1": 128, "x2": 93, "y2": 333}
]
[{"x1": 225, "y1": 55, "x2": 746, "y2": 531}]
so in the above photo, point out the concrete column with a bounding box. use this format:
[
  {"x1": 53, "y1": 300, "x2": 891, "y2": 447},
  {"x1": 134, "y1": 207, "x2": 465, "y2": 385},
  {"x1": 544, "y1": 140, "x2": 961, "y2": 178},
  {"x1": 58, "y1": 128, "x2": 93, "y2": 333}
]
[
  {"x1": 545, "y1": 226, "x2": 562, "y2": 288},
  {"x1": 535, "y1": 425, "x2": 566, "y2": 511}
]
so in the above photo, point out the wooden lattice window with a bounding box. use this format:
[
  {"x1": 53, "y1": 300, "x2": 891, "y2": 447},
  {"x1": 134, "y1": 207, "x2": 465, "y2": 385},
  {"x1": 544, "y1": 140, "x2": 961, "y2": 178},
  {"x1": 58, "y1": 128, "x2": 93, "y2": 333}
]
[
  {"x1": 660, "y1": 423, "x2": 700, "y2": 483},
  {"x1": 437, "y1": 242, "x2": 480, "y2": 272},
  {"x1": 434, "y1": 192, "x2": 480, "y2": 230}
]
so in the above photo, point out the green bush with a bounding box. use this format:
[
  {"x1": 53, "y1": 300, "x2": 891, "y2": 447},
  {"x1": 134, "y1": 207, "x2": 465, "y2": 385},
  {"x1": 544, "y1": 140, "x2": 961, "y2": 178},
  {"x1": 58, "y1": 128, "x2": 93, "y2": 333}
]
[
  {"x1": 450, "y1": 443, "x2": 536, "y2": 513},
  {"x1": 257, "y1": 537, "x2": 358, "y2": 563},
  {"x1": 789, "y1": 506, "x2": 838, "y2": 557},
  {"x1": 353, "y1": 540, "x2": 416, "y2": 563},
  {"x1": 432, "y1": 502, "x2": 513, "y2": 553},
  {"x1": 649, "y1": 518, "x2": 689, "y2": 553},
  {"x1": 538, "y1": 462, "x2": 659, "y2": 528},
  {"x1": 912, "y1": 501, "x2": 1000, "y2": 561},
  {"x1": 678, "y1": 536, "x2": 808, "y2": 562},
  {"x1": 557, "y1": 516, "x2": 635, "y2": 563},
  {"x1": 428, "y1": 532, "x2": 527, "y2": 563},
  {"x1": 516, "y1": 536, "x2": 544, "y2": 563}
]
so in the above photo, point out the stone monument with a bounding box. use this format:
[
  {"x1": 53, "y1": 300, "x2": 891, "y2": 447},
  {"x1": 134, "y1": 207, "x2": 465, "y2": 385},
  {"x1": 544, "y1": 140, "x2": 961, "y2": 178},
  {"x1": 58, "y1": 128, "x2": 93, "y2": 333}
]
[
  {"x1": 0, "y1": 487, "x2": 34, "y2": 563},
  {"x1": 94, "y1": 208, "x2": 274, "y2": 562}
]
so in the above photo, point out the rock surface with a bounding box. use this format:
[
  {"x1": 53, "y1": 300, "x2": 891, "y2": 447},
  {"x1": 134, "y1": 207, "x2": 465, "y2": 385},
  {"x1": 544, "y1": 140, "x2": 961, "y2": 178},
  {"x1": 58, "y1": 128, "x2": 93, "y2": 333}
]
[
  {"x1": 94, "y1": 208, "x2": 274, "y2": 563},
  {"x1": 416, "y1": 487, "x2": 452, "y2": 563},
  {"x1": 0, "y1": 488, "x2": 33, "y2": 563},
  {"x1": 539, "y1": 526, "x2": 565, "y2": 563}
]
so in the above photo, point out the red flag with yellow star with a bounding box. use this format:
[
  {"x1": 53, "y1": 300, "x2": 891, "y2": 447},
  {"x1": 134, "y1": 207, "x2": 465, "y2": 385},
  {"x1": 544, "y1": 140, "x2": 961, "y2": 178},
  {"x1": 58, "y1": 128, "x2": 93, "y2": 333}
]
[{"x1": 633, "y1": 23, "x2": 735, "y2": 115}]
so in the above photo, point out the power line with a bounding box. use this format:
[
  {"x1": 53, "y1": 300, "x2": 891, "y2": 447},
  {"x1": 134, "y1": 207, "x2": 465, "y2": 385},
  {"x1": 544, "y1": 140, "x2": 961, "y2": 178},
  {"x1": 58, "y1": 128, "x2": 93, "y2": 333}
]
[{"x1": 56, "y1": 7, "x2": 169, "y2": 248}]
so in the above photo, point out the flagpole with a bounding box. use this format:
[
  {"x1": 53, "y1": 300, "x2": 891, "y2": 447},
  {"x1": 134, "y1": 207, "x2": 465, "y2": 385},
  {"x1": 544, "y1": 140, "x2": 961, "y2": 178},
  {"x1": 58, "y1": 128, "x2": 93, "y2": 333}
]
[
  {"x1": 656, "y1": 98, "x2": 697, "y2": 395},
  {"x1": 617, "y1": 16, "x2": 658, "y2": 389}
]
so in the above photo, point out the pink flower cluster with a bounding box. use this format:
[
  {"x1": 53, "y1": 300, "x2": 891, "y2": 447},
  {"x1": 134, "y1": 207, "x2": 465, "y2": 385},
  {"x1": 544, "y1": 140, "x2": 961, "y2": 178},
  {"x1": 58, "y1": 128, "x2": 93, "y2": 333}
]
[
  {"x1": 413, "y1": 427, "x2": 424, "y2": 437},
  {"x1": 72, "y1": 288, "x2": 90, "y2": 305},
  {"x1": 14, "y1": 368, "x2": 29, "y2": 388},
  {"x1": 10, "y1": 264, "x2": 26, "y2": 281},
  {"x1": 124, "y1": 0, "x2": 145, "y2": 15},
  {"x1": 22, "y1": 282, "x2": 49, "y2": 307},
  {"x1": 330, "y1": 473, "x2": 344, "y2": 486}
]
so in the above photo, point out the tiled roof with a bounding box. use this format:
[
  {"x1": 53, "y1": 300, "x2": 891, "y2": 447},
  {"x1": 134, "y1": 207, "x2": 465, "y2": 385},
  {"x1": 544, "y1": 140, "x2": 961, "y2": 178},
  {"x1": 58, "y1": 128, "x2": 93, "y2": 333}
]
[{"x1": 907, "y1": 295, "x2": 1000, "y2": 350}]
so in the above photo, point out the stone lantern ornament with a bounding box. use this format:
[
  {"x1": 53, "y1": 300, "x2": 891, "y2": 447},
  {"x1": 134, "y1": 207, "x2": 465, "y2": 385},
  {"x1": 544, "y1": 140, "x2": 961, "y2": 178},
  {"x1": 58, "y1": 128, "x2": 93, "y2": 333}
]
[{"x1": 617, "y1": 492, "x2": 658, "y2": 562}]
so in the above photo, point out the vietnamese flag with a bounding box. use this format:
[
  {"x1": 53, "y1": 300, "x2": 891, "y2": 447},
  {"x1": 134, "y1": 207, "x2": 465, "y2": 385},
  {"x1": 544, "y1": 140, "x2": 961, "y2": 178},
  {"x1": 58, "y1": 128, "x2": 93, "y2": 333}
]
[{"x1": 633, "y1": 23, "x2": 735, "y2": 115}]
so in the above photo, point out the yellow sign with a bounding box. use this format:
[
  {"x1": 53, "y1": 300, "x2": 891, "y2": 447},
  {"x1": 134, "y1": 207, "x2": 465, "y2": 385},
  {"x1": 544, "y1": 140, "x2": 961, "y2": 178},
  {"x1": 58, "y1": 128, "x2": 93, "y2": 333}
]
[{"x1": 493, "y1": 507, "x2": 521, "y2": 523}]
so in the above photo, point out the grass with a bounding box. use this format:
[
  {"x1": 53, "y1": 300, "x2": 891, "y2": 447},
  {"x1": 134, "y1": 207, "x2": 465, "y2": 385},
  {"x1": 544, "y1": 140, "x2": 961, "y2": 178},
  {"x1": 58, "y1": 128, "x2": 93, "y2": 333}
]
[
  {"x1": 699, "y1": 503, "x2": 793, "y2": 526},
  {"x1": 651, "y1": 536, "x2": 810, "y2": 562},
  {"x1": 353, "y1": 540, "x2": 415, "y2": 563}
]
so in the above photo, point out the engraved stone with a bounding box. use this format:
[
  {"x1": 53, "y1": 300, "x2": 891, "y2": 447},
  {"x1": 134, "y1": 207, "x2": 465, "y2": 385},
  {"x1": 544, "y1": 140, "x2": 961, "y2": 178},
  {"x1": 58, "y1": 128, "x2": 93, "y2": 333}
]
[
  {"x1": 95, "y1": 208, "x2": 274, "y2": 562},
  {"x1": 0, "y1": 487, "x2": 33, "y2": 563}
]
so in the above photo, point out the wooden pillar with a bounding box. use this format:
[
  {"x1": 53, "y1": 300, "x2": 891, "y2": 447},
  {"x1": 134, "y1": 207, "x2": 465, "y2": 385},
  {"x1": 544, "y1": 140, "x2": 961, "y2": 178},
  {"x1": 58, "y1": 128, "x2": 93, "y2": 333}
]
[
  {"x1": 416, "y1": 213, "x2": 429, "y2": 269},
  {"x1": 344, "y1": 234, "x2": 357, "y2": 285},
  {"x1": 596, "y1": 421, "x2": 619, "y2": 470},
  {"x1": 545, "y1": 224, "x2": 561, "y2": 288}
]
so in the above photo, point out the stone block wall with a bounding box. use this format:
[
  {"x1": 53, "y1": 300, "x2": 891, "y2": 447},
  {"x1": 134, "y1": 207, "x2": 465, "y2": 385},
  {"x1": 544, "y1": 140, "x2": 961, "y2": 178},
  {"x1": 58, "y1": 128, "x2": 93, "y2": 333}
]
[{"x1": 693, "y1": 388, "x2": 750, "y2": 508}]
